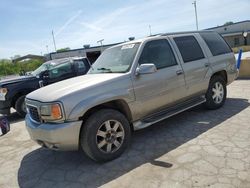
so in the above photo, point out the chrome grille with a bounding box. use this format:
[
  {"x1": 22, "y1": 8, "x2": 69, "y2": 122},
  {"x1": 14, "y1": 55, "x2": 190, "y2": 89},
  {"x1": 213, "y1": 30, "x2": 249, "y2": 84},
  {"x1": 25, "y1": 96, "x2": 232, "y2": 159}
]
[{"x1": 28, "y1": 106, "x2": 40, "y2": 122}]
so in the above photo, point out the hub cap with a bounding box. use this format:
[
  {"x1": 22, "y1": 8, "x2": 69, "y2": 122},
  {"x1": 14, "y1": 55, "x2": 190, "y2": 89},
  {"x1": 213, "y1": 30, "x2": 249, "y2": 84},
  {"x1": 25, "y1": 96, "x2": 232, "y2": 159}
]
[
  {"x1": 96, "y1": 120, "x2": 125, "y2": 153},
  {"x1": 212, "y1": 82, "x2": 224, "y2": 104}
]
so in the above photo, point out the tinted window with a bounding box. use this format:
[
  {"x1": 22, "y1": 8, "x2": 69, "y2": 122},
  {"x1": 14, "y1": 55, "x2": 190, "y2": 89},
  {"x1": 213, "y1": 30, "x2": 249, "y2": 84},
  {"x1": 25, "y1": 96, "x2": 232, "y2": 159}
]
[
  {"x1": 139, "y1": 39, "x2": 177, "y2": 69},
  {"x1": 49, "y1": 62, "x2": 73, "y2": 79},
  {"x1": 200, "y1": 32, "x2": 232, "y2": 56},
  {"x1": 74, "y1": 60, "x2": 87, "y2": 75},
  {"x1": 174, "y1": 36, "x2": 204, "y2": 63}
]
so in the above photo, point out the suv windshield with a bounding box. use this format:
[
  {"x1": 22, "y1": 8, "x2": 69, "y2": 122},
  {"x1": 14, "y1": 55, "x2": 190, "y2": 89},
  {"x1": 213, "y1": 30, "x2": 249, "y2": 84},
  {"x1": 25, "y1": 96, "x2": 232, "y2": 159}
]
[{"x1": 88, "y1": 43, "x2": 140, "y2": 74}]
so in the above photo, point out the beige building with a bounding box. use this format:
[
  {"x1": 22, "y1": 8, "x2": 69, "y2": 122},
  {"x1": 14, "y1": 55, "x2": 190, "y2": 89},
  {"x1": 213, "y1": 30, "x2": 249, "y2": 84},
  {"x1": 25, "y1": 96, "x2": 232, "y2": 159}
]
[
  {"x1": 206, "y1": 20, "x2": 250, "y2": 48},
  {"x1": 46, "y1": 43, "x2": 122, "y2": 63}
]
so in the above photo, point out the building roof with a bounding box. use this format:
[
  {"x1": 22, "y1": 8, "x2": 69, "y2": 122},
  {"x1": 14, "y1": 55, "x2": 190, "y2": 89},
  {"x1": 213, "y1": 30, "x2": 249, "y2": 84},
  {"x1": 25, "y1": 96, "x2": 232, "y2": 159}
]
[
  {"x1": 12, "y1": 54, "x2": 45, "y2": 63},
  {"x1": 49, "y1": 42, "x2": 123, "y2": 55},
  {"x1": 205, "y1": 20, "x2": 250, "y2": 30}
]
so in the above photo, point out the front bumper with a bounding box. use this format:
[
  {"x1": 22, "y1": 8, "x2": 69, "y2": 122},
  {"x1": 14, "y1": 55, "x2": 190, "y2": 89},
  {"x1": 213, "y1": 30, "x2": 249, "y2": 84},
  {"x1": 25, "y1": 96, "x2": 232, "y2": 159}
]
[
  {"x1": 0, "y1": 100, "x2": 11, "y2": 115},
  {"x1": 25, "y1": 114, "x2": 82, "y2": 151}
]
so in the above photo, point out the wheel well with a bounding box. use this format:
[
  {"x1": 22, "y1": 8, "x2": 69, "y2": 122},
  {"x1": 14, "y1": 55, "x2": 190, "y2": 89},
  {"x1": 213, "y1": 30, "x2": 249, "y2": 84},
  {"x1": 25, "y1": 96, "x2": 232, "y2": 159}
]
[
  {"x1": 211, "y1": 70, "x2": 227, "y2": 84},
  {"x1": 78, "y1": 100, "x2": 133, "y2": 147},
  {"x1": 79, "y1": 100, "x2": 133, "y2": 124},
  {"x1": 11, "y1": 91, "x2": 31, "y2": 108}
]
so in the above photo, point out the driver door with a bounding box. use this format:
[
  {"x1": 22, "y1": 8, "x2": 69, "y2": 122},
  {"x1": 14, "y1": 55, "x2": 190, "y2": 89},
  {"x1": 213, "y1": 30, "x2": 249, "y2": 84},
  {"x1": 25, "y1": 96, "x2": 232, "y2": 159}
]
[
  {"x1": 44, "y1": 62, "x2": 75, "y2": 85},
  {"x1": 132, "y1": 38, "x2": 186, "y2": 118}
]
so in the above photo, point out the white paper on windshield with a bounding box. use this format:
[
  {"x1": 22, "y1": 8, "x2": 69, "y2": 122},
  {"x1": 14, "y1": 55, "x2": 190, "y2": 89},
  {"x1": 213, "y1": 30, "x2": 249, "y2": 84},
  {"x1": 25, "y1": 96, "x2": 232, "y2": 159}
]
[{"x1": 121, "y1": 44, "x2": 135, "y2": 50}]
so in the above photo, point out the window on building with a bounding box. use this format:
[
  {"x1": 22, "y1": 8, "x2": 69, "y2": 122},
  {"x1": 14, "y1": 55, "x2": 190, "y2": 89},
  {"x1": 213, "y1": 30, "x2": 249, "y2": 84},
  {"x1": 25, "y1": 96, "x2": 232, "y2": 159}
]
[
  {"x1": 139, "y1": 39, "x2": 177, "y2": 69},
  {"x1": 234, "y1": 38, "x2": 240, "y2": 46},
  {"x1": 200, "y1": 32, "x2": 232, "y2": 56},
  {"x1": 174, "y1": 36, "x2": 205, "y2": 63}
]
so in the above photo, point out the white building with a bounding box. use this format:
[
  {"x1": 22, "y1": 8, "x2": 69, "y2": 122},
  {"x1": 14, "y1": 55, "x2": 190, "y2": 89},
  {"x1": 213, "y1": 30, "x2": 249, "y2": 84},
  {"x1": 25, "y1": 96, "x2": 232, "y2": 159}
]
[{"x1": 206, "y1": 20, "x2": 250, "y2": 47}]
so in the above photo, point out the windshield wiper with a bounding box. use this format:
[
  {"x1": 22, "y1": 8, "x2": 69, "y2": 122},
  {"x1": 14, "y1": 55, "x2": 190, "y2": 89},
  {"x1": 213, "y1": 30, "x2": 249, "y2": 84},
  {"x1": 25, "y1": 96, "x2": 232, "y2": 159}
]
[{"x1": 97, "y1": 68, "x2": 113, "y2": 72}]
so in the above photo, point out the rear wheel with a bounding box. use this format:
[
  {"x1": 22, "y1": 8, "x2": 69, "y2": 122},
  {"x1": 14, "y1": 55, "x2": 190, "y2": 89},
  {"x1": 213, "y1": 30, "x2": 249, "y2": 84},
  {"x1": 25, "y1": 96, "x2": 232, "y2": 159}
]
[
  {"x1": 204, "y1": 75, "x2": 227, "y2": 109},
  {"x1": 80, "y1": 109, "x2": 131, "y2": 162},
  {"x1": 15, "y1": 95, "x2": 26, "y2": 117}
]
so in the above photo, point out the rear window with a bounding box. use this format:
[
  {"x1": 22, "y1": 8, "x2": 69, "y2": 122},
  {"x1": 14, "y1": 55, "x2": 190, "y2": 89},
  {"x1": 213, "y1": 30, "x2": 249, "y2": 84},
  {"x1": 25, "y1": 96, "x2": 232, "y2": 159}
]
[
  {"x1": 200, "y1": 32, "x2": 232, "y2": 56},
  {"x1": 174, "y1": 36, "x2": 205, "y2": 63}
]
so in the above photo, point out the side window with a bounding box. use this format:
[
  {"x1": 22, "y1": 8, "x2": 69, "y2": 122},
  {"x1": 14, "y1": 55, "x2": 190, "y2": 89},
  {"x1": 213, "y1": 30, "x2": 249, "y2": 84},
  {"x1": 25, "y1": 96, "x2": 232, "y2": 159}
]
[
  {"x1": 174, "y1": 36, "x2": 205, "y2": 63},
  {"x1": 200, "y1": 32, "x2": 232, "y2": 56},
  {"x1": 74, "y1": 60, "x2": 87, "y2": 74},
  {"x1": 138, "y1": 39, "x2": 177, "y2": 69},
  {"x1": 49, "y1": 62, "x2": 73, "y2": 79}
]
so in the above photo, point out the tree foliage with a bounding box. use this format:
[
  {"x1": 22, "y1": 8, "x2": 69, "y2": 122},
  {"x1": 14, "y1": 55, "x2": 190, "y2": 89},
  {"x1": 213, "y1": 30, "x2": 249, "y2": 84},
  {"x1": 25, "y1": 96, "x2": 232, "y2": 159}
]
[
  {"x1": 0, "y1": 59, "x2": 43, "y2": 77},
  {"x1": 223, "y1": 21, "x2": 234, "y2": 26},
  {"x1": 56, "y1": 47, "x2": 70, "y2": 53}
]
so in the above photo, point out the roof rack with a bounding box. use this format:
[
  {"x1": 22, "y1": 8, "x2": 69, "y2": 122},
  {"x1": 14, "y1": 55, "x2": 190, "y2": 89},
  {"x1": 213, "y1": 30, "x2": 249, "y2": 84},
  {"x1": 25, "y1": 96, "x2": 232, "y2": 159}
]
[{"x1": 160, "y1": 30, "x2": 214, "y2": 36}]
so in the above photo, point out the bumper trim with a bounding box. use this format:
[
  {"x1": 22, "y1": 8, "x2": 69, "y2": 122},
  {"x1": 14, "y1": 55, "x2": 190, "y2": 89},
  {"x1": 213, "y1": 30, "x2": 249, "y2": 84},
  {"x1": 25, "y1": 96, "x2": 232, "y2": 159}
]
[{"x1": 25, "y1": 115, "x2": 82, "y2": 151}]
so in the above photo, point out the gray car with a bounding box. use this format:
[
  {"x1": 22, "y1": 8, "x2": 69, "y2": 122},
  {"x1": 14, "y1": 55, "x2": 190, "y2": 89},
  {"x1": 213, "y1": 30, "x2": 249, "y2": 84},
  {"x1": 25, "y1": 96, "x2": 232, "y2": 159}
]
[{"x1": 25, "y1": 31, "x2": 238, "y2": 162}]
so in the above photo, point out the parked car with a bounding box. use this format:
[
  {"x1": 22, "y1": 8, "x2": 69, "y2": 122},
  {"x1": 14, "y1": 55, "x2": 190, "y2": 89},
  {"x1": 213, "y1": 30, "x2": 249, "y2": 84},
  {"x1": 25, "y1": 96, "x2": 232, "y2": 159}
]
[
  {"x1": 25, "y1": 31, "x2": 238, "y2": 162},
  {"x1": 0, "y1": 57, "x2": 90, "y2": 116}
]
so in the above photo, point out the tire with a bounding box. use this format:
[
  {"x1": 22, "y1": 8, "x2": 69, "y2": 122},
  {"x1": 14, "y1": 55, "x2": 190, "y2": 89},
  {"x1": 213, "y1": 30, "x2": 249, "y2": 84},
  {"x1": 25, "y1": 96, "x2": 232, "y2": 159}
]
[
  {"x1": 204, "y1": 75, "x2": 227, "y2": 110},
  {"x1": 80, "y1": 109, "x2": 131, "y2": 162},
  {"x1": 15, "y1": 95, "x2": 26, "y2": 117}
]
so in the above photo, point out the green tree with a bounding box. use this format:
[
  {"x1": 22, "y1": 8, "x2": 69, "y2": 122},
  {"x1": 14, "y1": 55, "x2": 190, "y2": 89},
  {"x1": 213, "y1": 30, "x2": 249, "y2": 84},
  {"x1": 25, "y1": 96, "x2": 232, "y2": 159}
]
[
  {"x1": 56, "y1": 47, "x2": 70, "y2": 53},
  {"x1": 223, "y1": 21, "x2": 234, "y2": 26},
  {"x1": 0, "y1": 59, "x2": 43, "y2": 77}
]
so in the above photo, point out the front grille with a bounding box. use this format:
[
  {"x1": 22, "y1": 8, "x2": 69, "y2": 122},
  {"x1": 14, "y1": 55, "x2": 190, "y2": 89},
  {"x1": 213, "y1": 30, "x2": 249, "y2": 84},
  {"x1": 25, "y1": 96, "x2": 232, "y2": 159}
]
[{"x1": 28, "y1": 106, "x2": 40, "y2": 122}]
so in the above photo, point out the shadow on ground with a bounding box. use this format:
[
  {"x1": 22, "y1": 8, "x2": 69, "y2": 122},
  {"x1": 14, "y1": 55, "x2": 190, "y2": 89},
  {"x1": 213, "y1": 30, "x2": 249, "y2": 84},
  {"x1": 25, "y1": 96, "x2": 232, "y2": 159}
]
[
  {"x1": 18, "y1": 98, "x2": 249, "y2": 188},
  {"x1": 7, "y1": 111, "x2": 23, "y2": 124}
]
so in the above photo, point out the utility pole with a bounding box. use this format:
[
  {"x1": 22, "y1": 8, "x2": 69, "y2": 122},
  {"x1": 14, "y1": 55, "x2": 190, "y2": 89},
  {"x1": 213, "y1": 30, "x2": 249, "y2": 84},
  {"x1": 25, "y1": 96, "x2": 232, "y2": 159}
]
[
  {"x1": 192, "y1": 1, "x2": 199, "y2": 30},
  {"x1": 52, "y1": 30, "x2": 57, "y2": 52},
  {"x1": 97, "y1": 39, "x2": 104, "y2": 53},
  {"x1": 149, "y1": 25, "x2": 152, "y2": 36},
  {"x1": 46, "y1": 45, "x2": 49, "y2": 54}
]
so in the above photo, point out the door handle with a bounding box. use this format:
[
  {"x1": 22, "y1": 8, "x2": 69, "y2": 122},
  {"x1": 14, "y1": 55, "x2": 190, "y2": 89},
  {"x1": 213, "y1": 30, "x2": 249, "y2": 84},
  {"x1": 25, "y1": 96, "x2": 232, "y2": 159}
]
[
  {"x1": 205, "y1": 63, "x2": 210, "y2": 67},
  {"x1": 176, "y1": 70, "x2": 183, "y2": 75}
]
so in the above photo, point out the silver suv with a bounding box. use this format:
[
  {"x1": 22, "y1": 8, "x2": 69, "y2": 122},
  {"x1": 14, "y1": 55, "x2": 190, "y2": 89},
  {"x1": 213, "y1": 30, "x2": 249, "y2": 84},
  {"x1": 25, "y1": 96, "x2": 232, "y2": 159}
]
[{"x1": 25, "y1": 31, "x2": 238, "y2": 162}]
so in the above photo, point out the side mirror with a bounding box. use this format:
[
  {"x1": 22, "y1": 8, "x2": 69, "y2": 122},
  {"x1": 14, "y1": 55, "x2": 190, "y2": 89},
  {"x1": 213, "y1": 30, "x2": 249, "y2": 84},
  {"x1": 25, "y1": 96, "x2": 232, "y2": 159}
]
[
  {"x1": 136, "y1": 64, "x2": 157, "y2": 75},
  {"x1": 41, "y1": 70, "x2": 49, "y2": 80}
]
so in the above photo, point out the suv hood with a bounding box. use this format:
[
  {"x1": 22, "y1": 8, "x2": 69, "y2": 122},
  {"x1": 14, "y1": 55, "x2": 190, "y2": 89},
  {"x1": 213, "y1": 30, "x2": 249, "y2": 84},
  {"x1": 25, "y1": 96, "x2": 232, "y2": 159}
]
[
  {"x1": 0, "y1": 75, "x2": 36, "y2": 86},
  {"x1": 27, "y1": 73, "x2": 125, "y2": 102}
]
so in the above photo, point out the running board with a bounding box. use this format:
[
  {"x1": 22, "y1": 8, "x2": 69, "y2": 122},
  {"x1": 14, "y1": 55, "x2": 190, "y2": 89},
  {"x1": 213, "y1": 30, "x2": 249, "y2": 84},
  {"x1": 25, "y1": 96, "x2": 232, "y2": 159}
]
[{"x1": 133, "y1": 96, "x2": 206, "y2": 131}]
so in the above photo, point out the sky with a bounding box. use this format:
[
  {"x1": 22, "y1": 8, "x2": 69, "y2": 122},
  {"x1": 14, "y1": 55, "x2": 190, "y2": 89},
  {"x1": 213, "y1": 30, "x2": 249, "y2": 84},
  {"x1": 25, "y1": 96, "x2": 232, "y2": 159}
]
[{"x1": 0, "y1": 0, "x2": 249, "y2": 59}]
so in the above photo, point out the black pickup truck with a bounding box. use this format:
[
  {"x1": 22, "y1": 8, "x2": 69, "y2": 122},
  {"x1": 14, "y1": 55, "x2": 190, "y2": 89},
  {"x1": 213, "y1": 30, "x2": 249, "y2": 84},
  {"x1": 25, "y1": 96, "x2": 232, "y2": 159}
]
[{"x1": 0, "y1": 57, "x2": 90, "y2": 117}]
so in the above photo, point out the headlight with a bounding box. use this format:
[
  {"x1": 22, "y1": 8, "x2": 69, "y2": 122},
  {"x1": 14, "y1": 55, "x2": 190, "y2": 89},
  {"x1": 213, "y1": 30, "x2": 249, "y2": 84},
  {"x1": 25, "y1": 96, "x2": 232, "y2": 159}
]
[
  {"x1": 0, "y1": 88, "x2": 8, "y2": 101},
  {"x1": 0, "y1": 88, "x2": 8, "y2": 94},
  {"x1": 40, "y1": 103, "x2": 63, "y2": 121}
]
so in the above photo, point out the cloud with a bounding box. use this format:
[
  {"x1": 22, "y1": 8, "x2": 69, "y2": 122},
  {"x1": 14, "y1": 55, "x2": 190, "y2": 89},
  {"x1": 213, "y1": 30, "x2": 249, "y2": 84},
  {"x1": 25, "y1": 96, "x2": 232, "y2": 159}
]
[
  {"x1": 1, "y1": 0, "x2": 250, "y2": 58},
  {"x1": 79, "y1": 22, "x2": 103, "y2": 32},
  {"x1": 55, "y1": 10, "x2": 83, "y2": 37}
]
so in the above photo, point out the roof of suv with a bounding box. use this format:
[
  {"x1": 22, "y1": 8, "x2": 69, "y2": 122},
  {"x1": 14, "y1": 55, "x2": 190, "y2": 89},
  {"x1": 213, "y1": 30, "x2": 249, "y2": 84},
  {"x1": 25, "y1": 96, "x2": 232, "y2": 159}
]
[
  {"x1": 113, "y1": 30, "x2": 217, "y2": 47},
  {"x1": 44, "y1": 57, "x2": 87, "y2": 66}
]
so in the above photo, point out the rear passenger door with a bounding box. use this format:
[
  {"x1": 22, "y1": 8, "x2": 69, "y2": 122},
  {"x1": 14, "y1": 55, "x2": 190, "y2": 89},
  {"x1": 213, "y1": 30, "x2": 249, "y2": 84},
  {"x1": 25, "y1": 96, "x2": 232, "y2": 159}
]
[{"x1": 169, "y1": 34, "x2": 210, "y2": 97}]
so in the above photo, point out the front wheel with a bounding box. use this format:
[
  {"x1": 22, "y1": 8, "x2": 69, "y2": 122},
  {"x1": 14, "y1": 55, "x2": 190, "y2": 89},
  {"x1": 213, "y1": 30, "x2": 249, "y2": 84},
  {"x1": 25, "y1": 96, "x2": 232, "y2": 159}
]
[
  {"x1": 80, "y1": 109, "x2": 131, "y2": 162},
  {"x1": 15, "y1": 95, "x2": 26, "y2": 117},
  {"x1": 204, "y1": 75, "x2": 227, "y2": 110}
]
